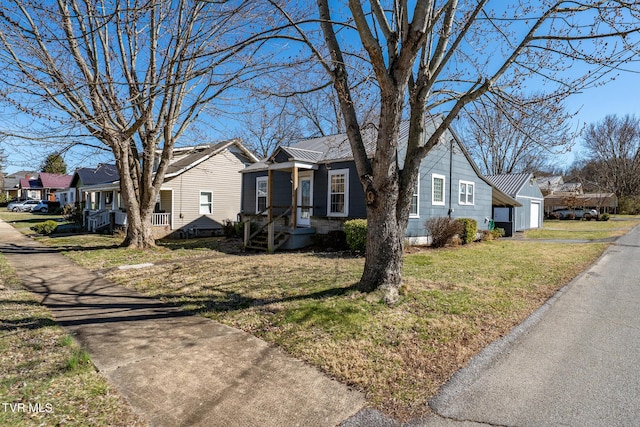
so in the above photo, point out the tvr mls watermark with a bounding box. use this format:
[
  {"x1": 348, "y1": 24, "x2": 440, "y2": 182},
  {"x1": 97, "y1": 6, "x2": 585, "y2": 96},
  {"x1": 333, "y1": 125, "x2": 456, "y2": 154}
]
[{"x1": 3, "y1": 402, "x2": 54, "y2": 413}]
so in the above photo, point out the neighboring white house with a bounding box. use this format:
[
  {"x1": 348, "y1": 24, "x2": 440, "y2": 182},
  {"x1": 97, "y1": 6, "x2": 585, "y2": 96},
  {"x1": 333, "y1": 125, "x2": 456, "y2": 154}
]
[{"x1": 71, "y1": 139, "x2": 257, "y2": 238}]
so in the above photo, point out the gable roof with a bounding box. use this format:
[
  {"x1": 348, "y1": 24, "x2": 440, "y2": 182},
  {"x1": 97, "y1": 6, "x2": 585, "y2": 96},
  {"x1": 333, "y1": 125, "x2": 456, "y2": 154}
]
[
  {"x1": 71, "y1": 164, "x2": 120, "y2": 187},
  {"x1": 164, "y1": 139, "x2": 258, "y2": 178},
  {"x1": 19, "y1": 178, "x2": 41, "y2": 189},
  {"x1": 243, "y1": 118, "x2": 521, "y2": 207},
  {"x1": 3, "y1": 171, "x2": 37, "y2": 191},
  {"x1": 485, "y1": 173, "x2": 533, "y2": 197},
  {"x1": 39, "y1": 172, "x2": 72, "y2": 189}
]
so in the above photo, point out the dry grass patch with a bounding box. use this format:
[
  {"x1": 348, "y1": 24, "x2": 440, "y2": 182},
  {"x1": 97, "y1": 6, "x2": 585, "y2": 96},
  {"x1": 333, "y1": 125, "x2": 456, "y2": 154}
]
[
  {"x1": 525, "y1": 218, "x2": 640, "y2": 240},
  {"x1": 100, "y1": 240, "x2": 607, "y2": 420},
  {"x1": 0, "y1": 255, "x2": 145, "y2": 427}
]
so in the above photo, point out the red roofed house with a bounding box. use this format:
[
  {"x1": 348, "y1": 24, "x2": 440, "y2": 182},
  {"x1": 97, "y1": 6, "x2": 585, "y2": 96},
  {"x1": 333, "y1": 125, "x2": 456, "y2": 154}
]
[{"x1": 19, "y1": 172, "x2": 73, "y2": 201}]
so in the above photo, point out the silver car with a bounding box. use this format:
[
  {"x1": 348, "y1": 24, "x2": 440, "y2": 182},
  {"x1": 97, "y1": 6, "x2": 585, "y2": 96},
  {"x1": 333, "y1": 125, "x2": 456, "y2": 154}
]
[{"x1": 11, "y1": 199, "x2": 42, "y2": 212}]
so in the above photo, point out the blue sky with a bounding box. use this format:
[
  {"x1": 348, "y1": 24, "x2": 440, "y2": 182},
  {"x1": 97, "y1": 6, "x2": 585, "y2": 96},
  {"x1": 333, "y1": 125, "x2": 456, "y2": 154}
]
[
  {"x1": 561, "y1": 69, "x2": 640, "y2": 166},
  {"x1": 3, "y1": 71, "x2": 637, "y2": 175},
  {"x1": 2, "y1": 2, "x2": 639, "y2": 176}
]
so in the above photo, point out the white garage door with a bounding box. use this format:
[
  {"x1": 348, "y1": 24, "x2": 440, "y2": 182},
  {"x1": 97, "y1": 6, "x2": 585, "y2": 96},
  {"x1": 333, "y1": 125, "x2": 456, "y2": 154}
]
[{"x1": 530, "y1": 202, "x2": 540, "y2": 229}]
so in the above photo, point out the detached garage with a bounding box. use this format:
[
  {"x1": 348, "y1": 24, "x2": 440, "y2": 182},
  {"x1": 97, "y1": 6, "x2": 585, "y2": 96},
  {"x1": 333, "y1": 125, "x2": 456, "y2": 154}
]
[{"x1": 487, "y1": 173, "x2": 544, "y2": 232}]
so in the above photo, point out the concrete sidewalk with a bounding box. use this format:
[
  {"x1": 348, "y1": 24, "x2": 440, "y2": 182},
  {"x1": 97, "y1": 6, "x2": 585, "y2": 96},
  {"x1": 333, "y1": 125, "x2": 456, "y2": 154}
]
[{"x1": 0, "y1": 220, "x2": 366, "y2": 427}]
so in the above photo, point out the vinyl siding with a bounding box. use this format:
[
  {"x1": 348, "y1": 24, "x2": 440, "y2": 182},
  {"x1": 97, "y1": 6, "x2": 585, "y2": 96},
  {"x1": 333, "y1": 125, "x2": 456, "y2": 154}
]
[
  {"x1": 313, "y1": 162, "x2": 366, "y2": 218},
  {"x1": 513, "y1": 179, "x2": 544, "y2": 231},
  {"x1": 166, "y1": 149, "x2": 245, "y2": 231},
  {"x1": 406, "y1": 139, "x2": 492, "y2": 237},
  {"x1": 241, "y1": 170, "x2": 293, "y2": 215}
]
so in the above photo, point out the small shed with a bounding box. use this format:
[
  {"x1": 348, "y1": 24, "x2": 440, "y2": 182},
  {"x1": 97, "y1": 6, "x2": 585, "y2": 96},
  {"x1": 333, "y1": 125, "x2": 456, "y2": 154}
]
[{"x1": 487, "y1": 173, "x2": 544, "y2": 233}]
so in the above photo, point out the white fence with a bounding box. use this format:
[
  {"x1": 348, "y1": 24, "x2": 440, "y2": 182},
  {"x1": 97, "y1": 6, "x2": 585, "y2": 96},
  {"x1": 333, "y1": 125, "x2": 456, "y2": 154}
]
[
  {"x1": 87, "y1": 210, "x2": 110, "y2": 232},
  {"x1": 152, "y1": 213, "x2": 171, "y2": 226}
]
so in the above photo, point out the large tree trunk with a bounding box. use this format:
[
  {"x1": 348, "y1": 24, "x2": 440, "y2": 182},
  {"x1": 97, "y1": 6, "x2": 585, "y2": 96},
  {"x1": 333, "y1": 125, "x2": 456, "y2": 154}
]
[
  {"x1": 359, "y1": 206, "x2": 405, "y2": 304},
  {"x1": 115, "y1": 140, "x2": 160, "y2": 250},
  {"x1": 123, "y1": 209, "x2": 156, "y2": 249},
  {"x1": 358, "y1": 169, "x2": 409, "y2": 305}
]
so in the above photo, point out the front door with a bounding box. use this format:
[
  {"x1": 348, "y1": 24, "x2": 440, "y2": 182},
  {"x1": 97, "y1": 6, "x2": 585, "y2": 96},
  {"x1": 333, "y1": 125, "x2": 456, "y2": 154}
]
[
  {"x1": 297, "y1": 174, "x2": 313, "y2": 227},
  {"x1": 530, "y1": 202, "x2": 540, "y2": 229}
]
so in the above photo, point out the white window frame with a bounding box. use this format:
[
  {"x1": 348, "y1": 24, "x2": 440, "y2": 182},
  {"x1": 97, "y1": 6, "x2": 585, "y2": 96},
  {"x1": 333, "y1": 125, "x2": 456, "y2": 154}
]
[
  {"x1": 327, "y1": 168, "x2": 349, "y2": 217},
  {"x1": 459, "y1": 180, "x2": 475, "y2": 206},
  {"x1": 409, "y1": 179, "x2": 420, "y2": 218},
  {"x1": 432, "y1": 174, "x2": 446, "y2": 206},
  {"x1": 199, "y1": 190, "x2": 213, "y2": 215},
  {"x1": 256, "y1": 176, "x2": 268, "y2": 213}
]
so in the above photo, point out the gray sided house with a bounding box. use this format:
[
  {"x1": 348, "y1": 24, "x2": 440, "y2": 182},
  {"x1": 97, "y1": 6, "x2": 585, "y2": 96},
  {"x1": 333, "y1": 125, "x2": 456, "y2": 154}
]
[
  {"x1": 240, "y1": 120, "x2": 520, "y2": 251},
  {"x1": 72, "y1": 139, "x2": 257, "y2": 238},
  {"x1": 486, "y1": 173, "x2": 544, "y2": 235}
]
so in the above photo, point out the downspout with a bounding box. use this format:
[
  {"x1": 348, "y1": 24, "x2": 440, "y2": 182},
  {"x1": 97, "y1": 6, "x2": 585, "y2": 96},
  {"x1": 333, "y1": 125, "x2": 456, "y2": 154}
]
[{"x1": 448, "y1": 138, "x2": 454, "y2": 218}]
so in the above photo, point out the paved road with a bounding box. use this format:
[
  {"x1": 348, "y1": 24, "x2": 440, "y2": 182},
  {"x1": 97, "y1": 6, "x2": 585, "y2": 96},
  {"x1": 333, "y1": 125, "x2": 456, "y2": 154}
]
[
  {"x1": 429, "y1": 225, "x2": 640, "y2": 426},
  {"x1": 0, "y1": 220, "x2": 365, "y2": 427}
]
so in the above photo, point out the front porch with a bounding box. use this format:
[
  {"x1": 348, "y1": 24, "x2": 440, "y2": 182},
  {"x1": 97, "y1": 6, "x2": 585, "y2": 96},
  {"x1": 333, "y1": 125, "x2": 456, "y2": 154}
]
[
  {"x1": 243, "y1": 163, "x2": 317, "y2": 252},
  {"x1": 82, "y1": 187, "x2": 174, "y2": 237}
]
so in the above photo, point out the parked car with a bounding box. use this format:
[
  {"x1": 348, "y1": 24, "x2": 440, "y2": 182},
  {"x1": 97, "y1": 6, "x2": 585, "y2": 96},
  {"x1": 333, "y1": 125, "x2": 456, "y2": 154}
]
[
  {"x1": 31, "y1": 200, "x2": 61, "y2": 214},
  {"x1": 11, "y1": 199, "x2": 43, "y2": 212},
  {"x1": 552, "y1": 208, "x2": 598, "y2": 220},
  {"x1": 7, "y1": 199, "x2": 28, "y2": 211},
  {"x1": 7, "y1": 199, "x2": 35, "y2": 212},
  {"x1": 32, "y1": 201, "x2": 49, "y2": 213}
]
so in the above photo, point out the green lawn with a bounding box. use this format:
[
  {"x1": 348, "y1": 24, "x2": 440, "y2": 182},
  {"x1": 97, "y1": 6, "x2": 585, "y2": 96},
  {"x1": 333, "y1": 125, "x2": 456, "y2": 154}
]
[
  {"x1": 0, "y1": 254, "x2": 145, "y2": 427},
  {"x1": 0, "y1": 211, "x2": 67, "y2": 234},
  {"x1": 524, "y1": 218, "x2": 640, "y2": 240},
  {"x1": 53, "y1": 232, "x2": 606, "y2": 420},
  {"x1": 1, "y1": 217, "x2": 616, "y2": 420}
]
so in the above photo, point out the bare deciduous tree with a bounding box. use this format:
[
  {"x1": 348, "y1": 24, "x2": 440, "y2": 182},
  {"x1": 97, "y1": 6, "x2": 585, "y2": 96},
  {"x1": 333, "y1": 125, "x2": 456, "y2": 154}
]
[
  {"x1": 0, "y1": 0, "x2": 280, "y2": 248},
  {"x1": 583, "y1": 114, "x2": 640, "y2": 197},
  {"x1": 241, "y1": 99, "x2": 303, "y2": 158},
  {"x1": 274, "y1": 1, "x2": 640, "y2": 302},
  {"x1": 460, "y1": 93, "x2": 576, "y2": 175}
]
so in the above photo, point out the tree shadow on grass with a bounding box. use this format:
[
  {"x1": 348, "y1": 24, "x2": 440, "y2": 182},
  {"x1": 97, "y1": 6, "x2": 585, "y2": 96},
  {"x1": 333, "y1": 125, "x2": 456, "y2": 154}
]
[
  {"x1": 0, "y1": 315, "x2": 58, "y2": 332},
  {"x1": 156, "y1": 282, "x2": 361, "y2": 315},
  {"x1": 0, "y1": 242, "x2": 120, "y2": 255}
]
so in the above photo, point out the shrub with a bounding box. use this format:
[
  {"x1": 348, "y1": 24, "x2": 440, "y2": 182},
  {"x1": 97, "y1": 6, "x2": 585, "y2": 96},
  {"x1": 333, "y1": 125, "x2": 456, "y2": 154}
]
[
  {"x1": 566, "y1": 213, "x2": 576, "y2": 220},
  {"x1": 480, "y1": 230, "x2": 492, "y2": 241},
  {"x1": 426, "y1": 217, "x2": 462, "y2": 248},
  {"x1": 63, "y1": 204, "x2": 83, "y2": 225},
  {"x1": 234, "y1": 220, "x2": 258, "y2": 237},
  {"x1": 491, "y1": 227, "x2": 505, "y2": 239},
  {"x1": 546, "y1": 212, "x2": 561, "y2": 220},
  {"x1": 619, "y1": 196, "x2": 640, "y2": 215},
  {"x1": 598, "y1": 213, "x2": 610, "y2": 221},
  {"x1": 344, "y1": 219, "x2": 367, "y2": 253},
  {"x1": 31, "y1": 220, "x2": 58, "y2": 235},
  {"x1": 455, "y1": 218, "x2": 477, "y2": 244},
  {"x1": 222, "y1": 219, "x2": 236, "y2": 238}
]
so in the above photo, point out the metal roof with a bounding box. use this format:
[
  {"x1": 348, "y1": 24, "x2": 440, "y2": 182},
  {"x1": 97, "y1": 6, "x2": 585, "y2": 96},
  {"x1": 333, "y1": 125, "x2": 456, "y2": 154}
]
[
  {"x1": 39, "y1": 172, "x2": 72, "y2": 189},
  {"x1": 485, "y1": 173, "x2": 533, "y2": 197},
  {"x1": 278, "y1": 146, "x2": 324, "y2": 163},
  {"x1": 72, "y1": 164, "x2": 120, "y2": 187}
]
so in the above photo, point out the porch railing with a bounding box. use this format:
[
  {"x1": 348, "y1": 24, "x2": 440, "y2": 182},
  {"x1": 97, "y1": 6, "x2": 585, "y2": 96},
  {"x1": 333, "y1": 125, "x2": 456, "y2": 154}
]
[
  {"x1": 243, "y1": 206, "x2": 291, "y2": 253},
  {"x1": 152, "y1": 213, "x2": 171, "y2": 226},
  {"x1": 114, "y1": 211, "x2": 128, "y2": 226},
  {"x1": 87, "y1": 210, "x2": 110, "y2": 232}
]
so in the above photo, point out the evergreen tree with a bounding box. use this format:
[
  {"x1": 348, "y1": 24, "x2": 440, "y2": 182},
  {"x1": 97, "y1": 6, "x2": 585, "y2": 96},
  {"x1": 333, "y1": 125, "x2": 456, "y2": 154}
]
[{"x1": 40, "y1": 153, "x2": 67, "y2": 174}]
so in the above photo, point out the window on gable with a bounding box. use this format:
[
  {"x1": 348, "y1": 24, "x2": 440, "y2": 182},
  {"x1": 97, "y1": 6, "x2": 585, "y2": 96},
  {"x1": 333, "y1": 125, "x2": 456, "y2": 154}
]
[
  {"x1": 328, "y1": 169, "x2": 349, "y2": 217},
  {"x1": 256, "y1": 176, "x2": 268, "y2": 213},
  {"x1": 199, "y1": 191, "x2": 213, "y2": 214},
  {"x1": 432, "y1": 174, "x2": 445, "y2": 206},
  {"x1": 459, "y1": 181, "x2": 474, "y2": 205},
  {"x1": 410, "y1": 180, "x2": 419, "y2": 218}
]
